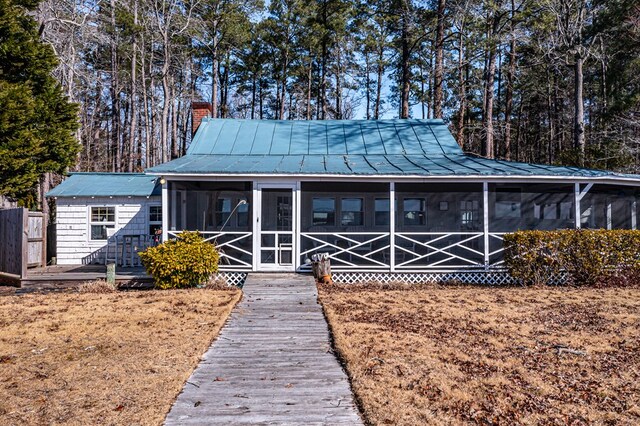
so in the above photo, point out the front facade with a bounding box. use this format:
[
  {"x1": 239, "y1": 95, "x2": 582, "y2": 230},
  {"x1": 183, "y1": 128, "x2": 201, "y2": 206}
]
[
  {"x1": 49, "y1": 118, "x2": 640, "y2": 278},
  {"x1": 146, "y1": 119, "x2": 640, "y2": 276}
]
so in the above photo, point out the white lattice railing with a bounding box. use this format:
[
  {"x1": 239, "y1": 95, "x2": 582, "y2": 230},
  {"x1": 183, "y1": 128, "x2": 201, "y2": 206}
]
[
  {"x1": 300, "y1": 232, "x2": 391, "y2": 270},
  {"x1": 168, "y1": 231, "x2": 252, "y2": 271},
  {"x1": 488, "y1": 232, "x2": 506, "y2": 266},
  {"x1": 394, "y1": 232, "x2": 485, "y2": 270}
]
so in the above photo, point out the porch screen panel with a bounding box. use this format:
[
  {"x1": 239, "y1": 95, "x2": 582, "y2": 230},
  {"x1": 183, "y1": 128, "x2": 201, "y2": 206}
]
[
  {"x1": 300, "y1": 182, "x2": 390, "y2": 270},
  {"x1": 168, "y1": 181, "x2": 253, "y2": 268},
  {"x1": 395, "y1": 183, "x2": 484, "y2": 269},
  {"x1": 580, "y1": 185, "x2": 635, "y2": 230},
  {"x1": 488, "y1": 183, "x2": 574, "y2": 265}
]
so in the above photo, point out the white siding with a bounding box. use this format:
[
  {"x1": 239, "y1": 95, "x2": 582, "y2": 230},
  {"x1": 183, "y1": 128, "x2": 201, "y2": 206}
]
[{"x1": 54, "y1": 196, "x2": 161, "y2": 264}]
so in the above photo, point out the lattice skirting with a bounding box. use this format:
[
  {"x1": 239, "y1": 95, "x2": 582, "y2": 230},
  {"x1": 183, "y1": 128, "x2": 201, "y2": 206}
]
[
  {"x1": 215, "y1": 272, "x2": 248, "y2": 287},
  {"x1": 331, "y1": 271, "x2": 567, "y2": 286}
]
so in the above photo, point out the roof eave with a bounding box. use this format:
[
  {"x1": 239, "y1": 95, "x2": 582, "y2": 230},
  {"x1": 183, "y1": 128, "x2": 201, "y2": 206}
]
[{"x1": 144, "y1": 172, "x2": 640, "y2": 186}]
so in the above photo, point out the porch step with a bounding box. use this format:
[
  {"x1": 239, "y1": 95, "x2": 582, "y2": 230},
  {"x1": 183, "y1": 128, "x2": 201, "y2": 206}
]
[{"x1": 246, "y1": 272, "x2": 312, "y2": 280}]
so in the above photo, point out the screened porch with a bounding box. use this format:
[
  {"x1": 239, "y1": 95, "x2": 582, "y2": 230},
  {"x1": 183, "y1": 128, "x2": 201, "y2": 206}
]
[{"x1": 162, "y1": 179, "x2": 640, "y2": 272}]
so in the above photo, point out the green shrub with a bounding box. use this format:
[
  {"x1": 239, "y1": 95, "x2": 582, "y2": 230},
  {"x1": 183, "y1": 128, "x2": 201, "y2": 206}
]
[
  {"x1": 504, "y1": 229, "x2": 640, "y2": 286},
  {"x1": 138, "y1": 231, "x2": 219, "y2": 289}
]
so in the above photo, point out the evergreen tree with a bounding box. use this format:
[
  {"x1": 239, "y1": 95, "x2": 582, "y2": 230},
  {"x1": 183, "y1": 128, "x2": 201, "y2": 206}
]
[{"x1": 0, "y1": 0, "x2": 79, "y2": 205}]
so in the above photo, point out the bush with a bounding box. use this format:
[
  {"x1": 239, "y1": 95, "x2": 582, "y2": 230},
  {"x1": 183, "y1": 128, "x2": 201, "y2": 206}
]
[
  {"x1": 504, "y1": 229, "x2": 640, "y2": 286},
  {"x1": 138, "y1": 231, "x2": 219, "y2": 289}
]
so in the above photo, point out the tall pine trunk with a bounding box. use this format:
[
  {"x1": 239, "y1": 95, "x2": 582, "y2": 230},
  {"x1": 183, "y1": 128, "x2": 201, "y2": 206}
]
[
  {"x1": 574, "y1": 52, "x2": 585, "y2": 163},
  {"x1": 433, "y1": 0, "x2": 446, "y2": 119}
]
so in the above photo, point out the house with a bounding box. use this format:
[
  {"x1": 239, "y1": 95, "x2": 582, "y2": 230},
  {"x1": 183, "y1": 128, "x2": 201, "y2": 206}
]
[
  {"x1": 46, "y1": 173, "x2": 161, "y2": 265},
  {"x1": 47, "y1": 108, "x2": 640, "y2": 282}
]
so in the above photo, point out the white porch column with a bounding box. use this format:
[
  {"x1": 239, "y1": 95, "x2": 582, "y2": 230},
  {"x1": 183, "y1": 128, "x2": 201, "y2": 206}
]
[
  {"x1": 252, "y1": 181, "x2": 259, "y2": 272},
  {"x1": 161, "y1": 180, "x2": 168, "y2": 242},
  {"x1": 574, "y1": 183, "x2": 581, "y2": 229},
  {"x1": 483, "y1": 182, "x2": 489, "y2": 269},
  {"x1": 389, "y1": 181, "x2": 395, "y2": 272},
  {"x1": 294, "y1": 181, "x2": 302, "y2": 271},
  {"x1": 632, "y1": 199, "x2": 637, "y2": 230}
]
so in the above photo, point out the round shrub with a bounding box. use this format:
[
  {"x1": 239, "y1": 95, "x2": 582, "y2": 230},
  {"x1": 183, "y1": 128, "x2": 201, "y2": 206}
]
[{"x1": 139, "y1": 231, "x2": 219, "y2": 289}]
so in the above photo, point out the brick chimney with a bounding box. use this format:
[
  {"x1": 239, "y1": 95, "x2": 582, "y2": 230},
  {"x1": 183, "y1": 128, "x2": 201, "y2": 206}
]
[{"x1": 192, "y1": 102, "x2": 213, "y2": 136}]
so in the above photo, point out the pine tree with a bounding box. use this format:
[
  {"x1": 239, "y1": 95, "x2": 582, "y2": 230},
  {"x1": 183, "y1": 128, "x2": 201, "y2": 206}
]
[{"x1": 0, "y1": 0, "x2": 79, "y2": 205}]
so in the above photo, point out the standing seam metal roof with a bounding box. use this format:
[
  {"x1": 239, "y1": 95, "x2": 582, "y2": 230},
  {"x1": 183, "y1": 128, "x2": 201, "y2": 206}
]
[
  {"x1": 46, "y1": 173, "x2": 161, "y2": 197},
  {"x1": 142, "y1": 118, "x2": 640, "y2": 180}
]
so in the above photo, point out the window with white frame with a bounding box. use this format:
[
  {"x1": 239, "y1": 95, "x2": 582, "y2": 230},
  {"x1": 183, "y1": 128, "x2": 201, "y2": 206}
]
[
  {"x1": 341, "y1": 198, "x2": 364, "y2": 226},
  {"x1": 215, "y1": 197, "x2": 232, "y2": 227},
  {"x1": 312, "y1": 198, "x2": 336, "y2": 226},
  {"x1": 90, "y1": 207, "x2": 115, "y2": 240},
  {"x1": 460, "y1": 200, "x2": 480, "y2": 230},
  {"x1": 149, "y1": 205, "x2": 162, "y2": 236},
  {"x1": 403, "y1": 198, "x2": 426, "y2": 226},
  {"x1": 375, "y1": 198, "x2": 390, "y2": 226}
]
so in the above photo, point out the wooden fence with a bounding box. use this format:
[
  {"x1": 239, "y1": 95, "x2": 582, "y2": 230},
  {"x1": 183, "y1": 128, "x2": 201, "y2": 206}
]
[{"x1": 0, "y1": 208, "x2": 45, "y2": 283}]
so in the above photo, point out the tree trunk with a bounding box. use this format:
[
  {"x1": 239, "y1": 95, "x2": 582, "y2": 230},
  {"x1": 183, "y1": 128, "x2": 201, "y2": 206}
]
[
  {"x1": 374, "y1": 46, "x2": 383, "y2": 120},
  {"x1": 251, "y1": 75, "x2": 257, "y2": 120},
  {"x1": 160, "y1": 41, "x2": 170, "y2": 164},
  {"x1": 400, "y1": 9, "x2": 411, "y2": 119},
  {"x1": 456, "y1": 28, "x2": 466, "y2": 148},
  {"x1": 365, "y1": 51, "x2": 371, "y2": 120},
  {"x1": 433, "y1": 0, "x2": 446, "y2": 119},
  {"x1": 127, "y1": 0, "x2": 138, "y2": 172},
  {"x1": 482, "y1": 9, "x2": 500, "y2": 159},
  {"x1": 574, "y1": 52, "x2": 585, "y2": 164},
  {"x1": 110, "y1": 0, "x2": 120, "y2": 171},
  {"x1": 306, "y1": 56, "x2": 312, "y2": 120},
  {"x1": 504, "y1": 25, "x2": 515, "y2": 160},
  {"x1": 335, "y1": 47, "x2": 342, "y2": 119},
  {"x1": 211, "y1": 23, "x2": 219, "y2": 119}
]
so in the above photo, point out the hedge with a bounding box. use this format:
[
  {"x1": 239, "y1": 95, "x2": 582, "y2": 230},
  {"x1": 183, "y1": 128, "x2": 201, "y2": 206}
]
[
  {"x1": 138, "y1": 231, "x2": 219, "y2": 289},
  {"x1": 503, "y1": 229, "x2": 640, "y2": 286}
]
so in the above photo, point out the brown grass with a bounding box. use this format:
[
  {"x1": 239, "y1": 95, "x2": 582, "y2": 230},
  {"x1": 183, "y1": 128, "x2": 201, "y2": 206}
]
[
  {"x1": 319, "y1": 284, "x2": 640, "y2": 425},
  {"x1": 0, "y1": 288, "x2": 241, "y2": 425}
]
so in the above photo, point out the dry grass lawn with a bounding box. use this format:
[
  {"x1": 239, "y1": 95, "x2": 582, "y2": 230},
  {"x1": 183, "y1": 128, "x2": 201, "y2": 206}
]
[
  {"x1": 319, "y1": 284, "x2": 640, "y2": 425},
  {"x1": 0, "y1": 288, "x2": 241, "y2": 425}
]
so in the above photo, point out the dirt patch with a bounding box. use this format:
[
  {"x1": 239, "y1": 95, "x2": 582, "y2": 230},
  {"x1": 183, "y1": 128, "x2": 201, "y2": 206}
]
[
  {"x1": 0, "y1": 288, "x2": 241, "y2": 425},
  {"x1": 319, "y1": 284, "x2": 640, "y2": 425}
]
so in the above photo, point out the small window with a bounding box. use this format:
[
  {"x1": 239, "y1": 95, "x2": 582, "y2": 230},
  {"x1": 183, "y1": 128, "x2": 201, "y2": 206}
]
[
  {"x1": 312, "y1": 198, "x2": 335, "y2": 226},
  {"x1": 495, "y1": 189, "x2": 521, "y2": 218},
  {"x1": 341, "y1": 198, "x2": 364, "y2": 226},
  {"x1": 403, "y1": 198, "x2": 426, "y2": 226},
  {"x1": 237, "y1": 198, "x2": 249, "y2": 227},
  {"x1": 216, "y1": 198, "x2": 232, "y2": 227},
  {"x1": 149, "y1": 205, "x2": 162, "y2": 236},
  {"x1": 375, "y1": 198, "x2": 390, "y2": 226},
  {"x1": 90, "y1": 207, "x2": 115, "y2": 240},
  {"x1": 460, "y1": 200, "x2": 480, "y2": 230}
]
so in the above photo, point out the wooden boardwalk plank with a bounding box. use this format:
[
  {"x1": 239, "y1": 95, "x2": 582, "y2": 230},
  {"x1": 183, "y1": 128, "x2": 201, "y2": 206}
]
[{"x1": 164, "y1": 274, "x2": 363, "y2": 425}]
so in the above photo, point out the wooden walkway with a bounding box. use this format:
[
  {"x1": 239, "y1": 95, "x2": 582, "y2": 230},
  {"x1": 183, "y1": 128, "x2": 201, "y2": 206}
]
[{"x1": 164, "y1": 273, "x2": 363, "y2": 425}]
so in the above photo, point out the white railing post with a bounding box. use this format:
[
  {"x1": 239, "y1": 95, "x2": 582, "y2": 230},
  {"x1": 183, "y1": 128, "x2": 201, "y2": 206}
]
[
  {"x1": 161, "y1": 180, "x2": 168, "y2": 242},
  {"x1": 390, "y1": 182, "x2": 396, "y2": 272},
  {"x1": 483, "y1": 182, "x2": 489, "y2": 269}
]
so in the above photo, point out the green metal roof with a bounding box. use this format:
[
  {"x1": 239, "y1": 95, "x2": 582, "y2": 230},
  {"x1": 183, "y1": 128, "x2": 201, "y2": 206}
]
[
  {"x1": 46, "y1": 173, "x2": 161, "y2": 197},
  {"x1": 146, "y1": 118, "x2": 639, "y2": 180},
  {"x1": 185, "y1": 118, "x2": 463, "y2": 156}
]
